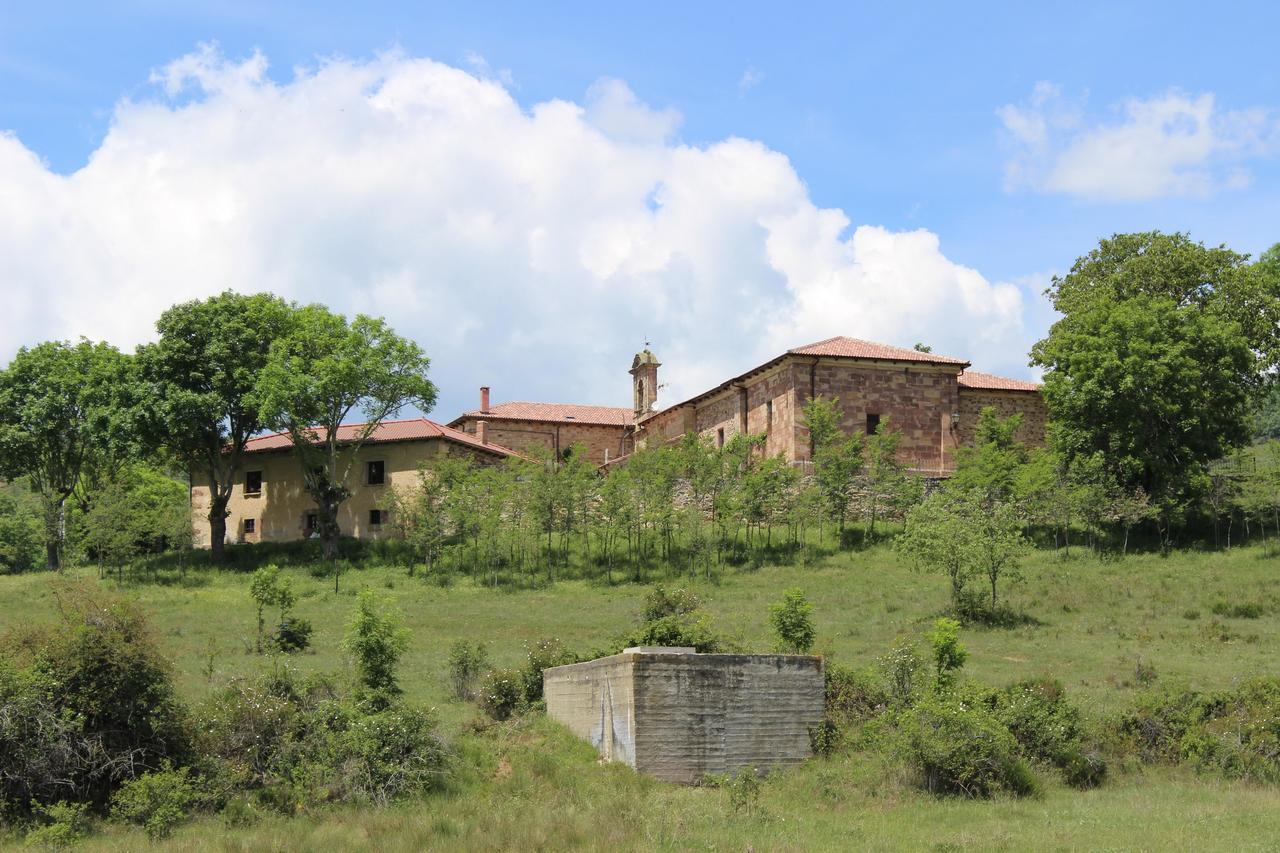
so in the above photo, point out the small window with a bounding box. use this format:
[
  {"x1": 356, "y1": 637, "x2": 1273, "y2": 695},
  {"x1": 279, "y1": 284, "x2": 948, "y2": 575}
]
[
  {"x1": 369, "y1": 508, "x2": 385, "y2": 526},
  {"x1": 244, "y1": 470, "x2": 262, "y2": 495},
  {"x1": 866, "y1": 413, "x2": 881, "y2": 435},
  {"x1": 367, "y1": 460, "x2": 385, "y2": 486},
  {"x1": 716, "y1": 427, "x2": 725, "y2": 448},
  {"x1": 304, "y1": 512, "x2": 318, "y2": 535},
  {"x1": 766, "y1": 400, "x2": 773, "y2": 431},
  {"x1": 244, "y1": 518, "x2": 256, "y2": 535}
]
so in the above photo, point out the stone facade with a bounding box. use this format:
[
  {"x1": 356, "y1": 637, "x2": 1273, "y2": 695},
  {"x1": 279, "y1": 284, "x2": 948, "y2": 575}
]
[
  {"x1": 453, "y1": 419, "x2": 632, "y2": 465},
  {"x1": 631, "y1": 339, "x2": 1045, "y2": 475},
  {"x1": 955, "y1": 388, "x2": 1047, "y2": 448},
  {"x1": 543, "y1": 647, "x2": 824, "y2": 784}
]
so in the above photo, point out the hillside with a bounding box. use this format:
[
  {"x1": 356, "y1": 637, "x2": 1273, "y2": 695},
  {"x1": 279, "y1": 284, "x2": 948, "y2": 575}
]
[{"x1": 2, "y1": 543, "x2": 1280, "y2": 848}]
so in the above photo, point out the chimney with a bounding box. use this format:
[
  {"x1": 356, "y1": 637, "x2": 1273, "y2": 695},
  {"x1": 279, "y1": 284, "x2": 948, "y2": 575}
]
[
  {"x1": 480, "y1": 386, "x2": 491, "y2": 414},
  {"x1": 476, "y1": 420, "x2": 488, "y2": 445}
]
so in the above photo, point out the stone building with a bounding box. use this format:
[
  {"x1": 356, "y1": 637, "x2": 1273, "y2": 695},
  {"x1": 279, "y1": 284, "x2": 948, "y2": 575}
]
[
  {"x1": 449, "y1": 386, "x2": 634, "y2": 466},
  {"x1": 630, "y1": 336, "x2": 1044, "y2": 475},
  {"x1": 190, "y1": 418, "x2": 519, "y2": 548}
]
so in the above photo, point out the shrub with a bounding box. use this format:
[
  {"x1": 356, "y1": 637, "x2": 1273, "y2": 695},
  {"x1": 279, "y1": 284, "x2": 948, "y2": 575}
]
[
  {"x1": 898, "y1": 694, "x2": 1038, "y2": 798},
  {"x1": 446, "y1": 640, "x2": 489, "y2": 701},
  {"x1": 827, "y1": 664, "x2": 891, "y2": 718},
  {"x1": 642, "y1": 585, "x2": 703, "y2": 621},
  {"x1": 878, "y1": 641, "x2": 925, "y2": 706},
  {"x1": 24, "y1": 801, "x2": 92, "y2": 848},
  {"x1": 624, "y1": 585, "x2": 729, "y2": 653},
  {"x1": 110, "y1": 765, "x2": 198, "y2": 839},
  {"x1": 339, "y1": 706, "x2": 449, "y2": 805},
  {"x1": 478, "y1": 668, "x2": 524, "y2": 721},
  {"x1": 0, "y1": 590, "x2": 191, "y2": 817},
  {"x1": 197, "y1": 671, "x2": 450, "y2": 810},
  {"x1": 271, "y1": 617, "x2": 313, "y2": 653},
  {"x1": 343, "y1": 591, "x2": 409, "y2": 708},
  {"x1": 769, "y1": 588, "x2": 816, "y2": 654},
  {"x1": 521, "y1": 638, "x2": 578, "y2": 705},
  {"x1": 988, "y1": 677, "x2": 1107, "y2": 789},
  {"x1": 926, "y1": 618, "x2": 967, "y2": 691}
]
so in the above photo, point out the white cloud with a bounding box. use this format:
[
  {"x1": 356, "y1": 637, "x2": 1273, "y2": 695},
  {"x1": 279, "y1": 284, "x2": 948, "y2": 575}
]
[
  {"x1": 0, "y1": 47, "x2": 1034, "y2": 418},
  {"x1": 998, "y1": 83, "x2": 1279, "y2": 201}
]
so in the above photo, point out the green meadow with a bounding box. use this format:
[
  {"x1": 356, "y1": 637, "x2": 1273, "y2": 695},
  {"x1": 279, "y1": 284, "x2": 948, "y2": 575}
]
[{"x1": 3, "y1": 542, "x2": 1280, "y2": 850}]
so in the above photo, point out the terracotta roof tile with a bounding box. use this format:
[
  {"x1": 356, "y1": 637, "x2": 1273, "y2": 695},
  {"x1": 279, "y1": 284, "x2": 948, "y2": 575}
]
[
  {"x1": 244, "y1": 418, "x2": 519, "y2": 457},
  {"x1": 958, "y1": 370, "x2": 1041, "y2": 392},
  {"x1": 454, "y1": 401, "x2": 633, "y2": 427},
  {"x1": 789, "y1": 336, "x2": 969, "y2": 366}
]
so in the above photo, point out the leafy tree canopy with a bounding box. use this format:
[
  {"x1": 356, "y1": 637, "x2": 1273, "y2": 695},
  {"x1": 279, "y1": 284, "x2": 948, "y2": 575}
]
[{"x1": 1031, "y1": 233, "x2": 1267, "y2": 528}]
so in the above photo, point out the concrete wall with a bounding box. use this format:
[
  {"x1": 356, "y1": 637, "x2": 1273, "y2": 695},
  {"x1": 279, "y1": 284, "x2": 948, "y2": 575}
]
[
  {"x1": 190, "y1": 438, "x2": 497, "y2": 548},
  {"x1": 544, "y1": 649, "x2": 824, "y2": 783}
]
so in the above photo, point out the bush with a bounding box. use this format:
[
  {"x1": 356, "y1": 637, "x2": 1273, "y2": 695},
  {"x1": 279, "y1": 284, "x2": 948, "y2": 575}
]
[
  {"x1": 828, "y1": 663, "x2": 890, "y2": 713},
  {"x1": 0, "y1": 590, "x2": 191, "y2": 818},
  {"x1": 343, "y1": 591, "x2": 409, "y2": 707},
  {"x1": 898, "y1": 694, "x2": 1039, "y2": 798},
  {"x1": 1115, "y1": 677, "x2": 1280, "y2": 783},
  {"x1": 339, "y1": 706, "x2": 448, "y2": 805},
  {"x1": 110, "y1": 765, "x2": 198, "y2": 839},
  {"x1": 521, "y1": 638, "x2": 578, "y2": 705},
  {"x1": 0, "y1": 486, "x2": 42, "y2": 574},
  {"x1": 624, "y1": 585, "x2": 729, "y2": 653},
  {"x1": 271, "y1": 617, "x2": 313, "y2": 653},
  {"x1": 769, "y1": 588, "x2": 816, "y2": 654},
  {"x1": 24, "y1": 801, "x2": 92, "y2": 848},
  {"x1": 446, "y1": 640, "x2": 489, "y2": 701},
  {"x1": 478, "y1": 668, "x2": 524, "y2": 721},
  {"x1": 878, "y1": 641, "x2": 925, "y2": 706},
  {"x1": 927, "y1": 618, "x2": 967, "y2": 691},
  {"x1": 197, "y1": 671, "x2": 450, "y2": 810},
  {"x1": 642, "y1": 585, "x2": 703, "y2": 621},
  {"x1": 988, "y1": 677, "x2": 1106, "y2": 789}
]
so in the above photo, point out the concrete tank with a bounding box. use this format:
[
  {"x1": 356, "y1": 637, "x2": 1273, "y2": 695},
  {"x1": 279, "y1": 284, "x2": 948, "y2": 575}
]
[{"x1": 543, "y1": 646, "x2": 824, "y2": 783}]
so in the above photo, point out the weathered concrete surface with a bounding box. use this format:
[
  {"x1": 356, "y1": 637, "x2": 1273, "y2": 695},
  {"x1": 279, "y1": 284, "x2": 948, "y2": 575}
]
[{"x1": 544, "y1": 648, "x2": 824, "y2": 783}]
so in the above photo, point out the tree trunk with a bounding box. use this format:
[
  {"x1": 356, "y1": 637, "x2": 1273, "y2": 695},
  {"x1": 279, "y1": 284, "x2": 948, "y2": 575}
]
[
  {"x1": 208, "y1": 503, "x2": 229, "y2": 564},
  {"x1": 42, "y1": 496, "x2": 65, "y2": 571}
]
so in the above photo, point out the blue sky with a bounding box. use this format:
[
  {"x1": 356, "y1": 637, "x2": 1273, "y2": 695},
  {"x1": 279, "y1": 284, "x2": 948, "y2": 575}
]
[{"x1": 2, "y1": 2, "x2": 1277, "y2": 418}]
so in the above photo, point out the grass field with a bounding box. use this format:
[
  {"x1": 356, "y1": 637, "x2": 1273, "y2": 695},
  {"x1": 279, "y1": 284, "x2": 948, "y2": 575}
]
[{"x1": 3, "y1": 542, "x2": 1280, "y2": 849}]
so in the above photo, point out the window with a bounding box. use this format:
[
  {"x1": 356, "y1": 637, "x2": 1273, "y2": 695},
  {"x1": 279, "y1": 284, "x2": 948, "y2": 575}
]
[
  {"x1": 717, "y1": 428, "x2": 725, "y2": 448},
  {"x1": 367, "y1": 460, "x2": 385, "y2": 486},
  {"x1": 244, "y1": 470, "x2": 262, "y2": 495},
  {"x1": 304, "y1": 513, "x2": 318, "y2": 536},
  {"x1": 766, "y1": 400, "x2": 773, "y2": 432},
  {"x1": 243, "y1": 518, "x2": 256, "y2": 535},
  {"x1": 369, "y1": 508, "x2": 385, "y2": 526},
  {"x1": 866, "y1": 413, "x2": 881, "y2": 435}
]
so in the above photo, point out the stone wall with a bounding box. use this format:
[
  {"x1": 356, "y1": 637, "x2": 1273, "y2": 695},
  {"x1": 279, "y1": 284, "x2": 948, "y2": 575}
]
[
  {"x1": 455, "y1": 419, "x2": 632, "y2": 465},
  {"x1": 956, "y1": 389, "x2": 1047, "y2": 448},
  {"x1": 544, "y1": 648, "x2": 824, "y2": 784}
]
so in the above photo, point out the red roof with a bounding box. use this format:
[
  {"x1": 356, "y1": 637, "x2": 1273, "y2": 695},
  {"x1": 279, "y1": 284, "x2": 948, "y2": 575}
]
[
  {"x1": 789, "y1": 336, "x2": 969, "y2": 366},
  {"x1": 453, "y1": 401, "x2": 633, "y2": 427},
  {"x1": 958, "y1": 370, "x2": 1041, "y2": 392},
  {"x1": 244, "y1": 418, "x2": 520, "y2": 457}
]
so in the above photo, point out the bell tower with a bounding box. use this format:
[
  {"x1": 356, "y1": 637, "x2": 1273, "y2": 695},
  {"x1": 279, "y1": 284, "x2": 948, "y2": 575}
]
[{"x1": 630, "y1": 346, "x2": 661, "y2": 419}]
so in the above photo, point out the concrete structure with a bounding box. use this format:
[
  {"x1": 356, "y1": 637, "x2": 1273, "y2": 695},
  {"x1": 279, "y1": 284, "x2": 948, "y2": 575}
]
[
  {"x1": 543, "y1": 647, "x2": 824, "y2": 783},
  {"x1": 190, "y1": 417, "x2": 519, "y2": 548},
  {"x1": 450, "y1": 389, "x2": 634, "y2": 466},
  {"x1": 630, "y1": 336, "x2": 1045, "y2": 475}
]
